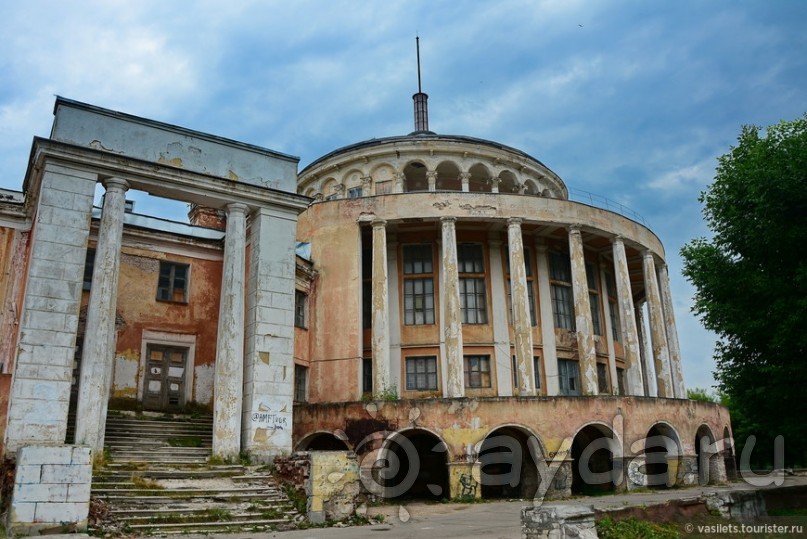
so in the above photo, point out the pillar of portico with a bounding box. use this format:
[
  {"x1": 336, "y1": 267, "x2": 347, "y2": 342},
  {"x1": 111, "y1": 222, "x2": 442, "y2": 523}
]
[
  {"x1": 441, "y1": 217, "x2": 465, "y2": 398},
  {"x1": 490, "y1": 177, "x2": 500, "y2": 194},
  {"x1": 568, "y1": 226, "x2": 598, "y2": 395},
  {"x1": 507, "y1": 218, "x2": 535, "y2": 396},
  {"x1": 657, "y1": 263, "x2": 686, "y2": 399},
  {"x1": 460, "y1": 172, "x2": 471, "y2": 192},
  {"x1": 487, "y1": 237, "x2": 512, "y2": 397},
  {"x1": 535, "y1": 242, "x2": 560, "y2": 395},
  {"x1": 598, "y1": 260, "x2": 618, "y2": 395},
  {"x1": 393, "y1": 172, "x2": 405, "y2": 194},
  {"x1": 611, "y1": 237, "x2": 644, "y2": 396},
  {"x1": 75, "y1": 178, "x2": 129, "y2": 453},
  {"x1": 213, "y1": 202, "x2": 248, "y2": 460},
  {"x1": 635, "y1": 301, "x2": 652, "y2": 396},
  {"x1": 371, "y1": 219, "x2": 392, "y2": 397},
  {"x1": 427, "y1": 170, "x2": 437, "y2": 191},
  {"x1": 643, "y1": 251, "x2": 673, "y2": 398}
]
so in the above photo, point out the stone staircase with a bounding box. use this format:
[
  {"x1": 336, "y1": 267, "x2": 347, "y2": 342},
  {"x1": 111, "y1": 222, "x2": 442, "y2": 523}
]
[{"x1": 91, "y1": 412, "x2": 300, "y2": 534}]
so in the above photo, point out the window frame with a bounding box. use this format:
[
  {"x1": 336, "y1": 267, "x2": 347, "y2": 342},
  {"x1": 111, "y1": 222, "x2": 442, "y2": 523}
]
[
  {"x1": 405, "y1": 356, "x2": 438, "y2": 391},
  {"x1": 558, "y1": 359, "x2": 581, "y2": 396},
  {"x1": 464, "y1": 355, "x2": 492, "y2": 388},
  {"x1": 83, "y1": 248, "x2": 96, "y2": 291},
  {"x1": 402, "y1": 244, "x2": 436, "y2": 326},
  {"x1": 549, "y1": 251, "x2": 574, "y2": 330},
  {"x1": 586, "y1": 262, "x2": 603, "y2": 336},
  {"x1": 157, "y1": 261, "x2": 190, "y2": 303},
  {"x1": 458, "y1": 243, "x2": 488, "y2": 325},
  {"x1": 294, "y1": 364, "x2": 308, "y2": 402},
  {"x1": 362, "y1": 358, "x2": 373, "y2": 394},
  {"x1": 597, "y1": 362, "x2": 609, "y2": 393},
  {"x1": 604, "y1": 272, "x2": 621, "y2": 342},
  {"x1": 294, "y1": 290, "x2": 308, "y2": 329}
]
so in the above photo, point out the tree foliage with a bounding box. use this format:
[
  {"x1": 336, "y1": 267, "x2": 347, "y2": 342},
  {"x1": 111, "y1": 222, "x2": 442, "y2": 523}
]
[{"x1": 681, "y1": 114, "x2": 807, "y2": 467}]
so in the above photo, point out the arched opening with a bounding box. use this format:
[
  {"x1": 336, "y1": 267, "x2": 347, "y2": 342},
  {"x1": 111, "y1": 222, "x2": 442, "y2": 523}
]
[
  {"x1": 468, "y1": 163, "x2": 492, "y2": 193},
  {"x1": 403, "y1": 161, "x2": 428, "y2": 192},
  {"x1": 644, "y1": 423, "x2": 680, "y2": 489},
  {"x1": 478, "y1": 426, "x2": 543, "y2": 499},
  {"x1": 541, "y1": 188, "x2": 553, "y2": 198},
  {"x1": 696, "y1": 425, "x2": 718, "y2": 485},
  {"x1": 381, "y1": 429, "x2": 449, "y2": 500},
  {"x1": 297, "y1": 432, "x2": 351, "y2": 451},
  {"x1": 499, "y1": 171, "x2": 519, "y2": 193},
  {"x1": 523, "y1": 179, "x2": 539, "y2": 195},
  {"x1": 571, "y1": 424, "x2": 618, "y2": 495},
  {"x1": 435, "y1": 161, "x2": 461, "y2": 191},
  {"x1": 722, "y1": 427, "x2": 737, "y2": 481}
]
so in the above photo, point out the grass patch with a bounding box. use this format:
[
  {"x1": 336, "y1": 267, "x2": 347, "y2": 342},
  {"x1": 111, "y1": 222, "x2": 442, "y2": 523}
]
[
  {"x1": 205, "y1": 507, "x2": 233, "y2": 521},
  {"x1": 281, "y1": 483, "x2": 308, "y2": 514},
  {"x1": 596, "y1": 517, "x2": 679, "y2": 539},
  {"x1": 130, "y1": 475, "x2": 164, "y2": 490},
  {"x1": 167, "y1": 435, "x2": 202, "y2": 447},
  {"x1": 768, "y1": 507, "x2": 807, "y2": 516}
]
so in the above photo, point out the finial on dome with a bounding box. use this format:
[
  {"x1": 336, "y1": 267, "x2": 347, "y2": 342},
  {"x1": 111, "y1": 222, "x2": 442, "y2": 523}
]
[{"x1": 413, "y1": 36, "x2": 429, "y2": 133}]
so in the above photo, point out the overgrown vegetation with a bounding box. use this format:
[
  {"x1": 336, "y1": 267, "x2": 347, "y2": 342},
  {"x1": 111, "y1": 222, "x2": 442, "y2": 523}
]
[
  {"x1": 130, "y1": 475, "x2": 164, "y2": 490},
  {"x1": 167, "y1": 435, "x2": 202, "y2": 447},
  {"x1": 596, "y1": 517, "x2": 679, "y2": 539},
  {"x1": 681, "y1": 114, "x2": 807, "y2": 467},
  {"x1": 687, "y1": 387, "x2": 719, "y2": 403}
]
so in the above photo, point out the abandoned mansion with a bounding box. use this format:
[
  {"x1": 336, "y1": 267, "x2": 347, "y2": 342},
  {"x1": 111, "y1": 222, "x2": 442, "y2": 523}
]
[{"x1": 0, "y1": 94, "x2": 734, "y2": 530}]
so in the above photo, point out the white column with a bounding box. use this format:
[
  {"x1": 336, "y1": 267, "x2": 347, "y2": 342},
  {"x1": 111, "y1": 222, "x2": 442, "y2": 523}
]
[
  {"x1": 488, "y1": 237, "x2": 512, "y2": 397},
  {"x1": 658, "y1": 263, "x2": 686, "y2": 399},
  {"x1": 427, "y1": 170, "x2": 437, "y2": 192},
  {"x1": 612, "y1": 237, "x2": 644, "y2": 396},
  {"x1": 241, "y1": 206, "x2": 298, "y2": 462},
  {"x1": 598, "y1": 261, "x2": 618, "y2": 395},
  {"x1": 393, "y1": 172, "x2": 405, "y2": 194},
  {"x1": 213, "y1": 203, "x2": 247, "y2": 460},
  {"x1": 371, "y1": 219, "x2": 392, "y2": 397},
  {"x1": 460, "y1": 172, "x2": 471, "y2": 192},
  {"x1": 387, "y1": 236, "x2": 402, "y2": 395},
  {"x1": 535, "y1": 242, "x2": 559, "y2": 395},
  {"x1": 508, "y1": 218, "x2": 535, "y2": 396},
  {"x1": 636, "y1": 301, "x2": 653, "y2": 396},
  {"x1": 75, "y1": 178, "x2": 129, "y2": 452},
  {"x1": 643, "y1": 251, "x2": 673, "y2": 398},
  {"x1": 441, "y1": 217, "x2": 465, "y2": 398},
  {"x1": 491, "y1": 177, "x2": 500, "y2": 194},
  {"x1": 568, "y1": 226, "x2": 598, "y2": 395}
]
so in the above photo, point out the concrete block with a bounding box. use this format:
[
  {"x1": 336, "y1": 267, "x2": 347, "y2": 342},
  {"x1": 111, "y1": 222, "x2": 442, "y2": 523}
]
[
  {"x1": 19, "y1": 327, "x2": 76, "y2": 348},
  {"x1": 71, "y1": 446, "x2": 92, "y2": 464},
  {"x1": 8, "y1": 399, "x2": 70, "y2": 428},
  {"x1": 34, "y1": 222, "x2": 88, "y2": 247},
  {"x1": 34, "y1": 501, "x2": 89, "y2": 522},
  {"x1": 36, "y1": 205, "x2": 92, "y2": 229},
  {"x1": 41, "y1": 464, "x2": 92, "y2": 484},
  {"x1": 9, "y1": 502, "x2": 37, "y2": 522},
  {"x1": 14, "y1": 465, "x2": 42, "y2": 484},
  {"x1": 13, "y1": 380, "x2": 71, "y2": 402},
  {"x1": 23, "y1": 275, "x2": 81, "y2": 302},
  {"x1": 14, "y1": 362, "x2": 73, "y2": 382},
  {"x1": 31, "y1": 239, "x2": 88, "y2": 266},
  {"x1": 22, "y1": 309, "x2": 69, "y2": 332},
  {"x1": 13, "y1": 483, "x2": 69, "y2": 503},
  {"x1": 5, "y1": 420, "x2": 65, "y2": 450},
  {"x1": 66, "y1": 482, "x2": 92, "y2": 502},
  {"x1": 18, "y1": 445, "x2": 75, "y2": 465}
]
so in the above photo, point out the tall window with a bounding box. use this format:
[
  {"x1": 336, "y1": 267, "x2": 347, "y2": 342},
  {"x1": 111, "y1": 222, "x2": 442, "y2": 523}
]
[
  {"x1": 549, "y1": 252, "x2": 574, "y2": 329},
  {"x1": 597, "y1": 362, "x2": 609, "y2": 393},
  {"x1": 403, "y1": 245, "x2": 435, "y2": 325},
  {"x1": 586, "y1": 262, "x2": 603, "y2": 336},
  {"x1": 294, "y1": 365, "x2": 308, "y2": 402},
  {"x1": 464, "y1": 355, "x2": 491, "y2": 388},
  {"x1": 558, "y1": 359, "x2": 580, "y2": 396},
  {"x1": 617, "y1": 367, "x2": 626, "y2": 395},
  {"x1": 83, "y1": 248, "x2": 95, "y2": 291},
  {"x1": 505, "y1": 247, "x2": 537, "y2": 326},
  {"x1": 604, "y1": 272, "x2": 621, "y2": 342},
  {"x1": 347, "y1": 186, "x2": 363, "y2": 199},
  {"x1": 405, "y1": 356, "x2": 438, "y2": 391},
  {"x1": 458, "y1": 243, "x2": 487, "y2": 324},
  {"x1": 294, "y1": 291, "x2": 308, "y2": 328},
  {"x1": 512, "y1": 355, "x2": 543, "y2": 392},
  {"x1": 157, "y1": 262, "x2": 189, "y2": 303},
  {"x1": 362, "y1": 358, "x2": 373, "y2": 394},
  {"x1": 362, "y1": 248, "x2": 372, "y2": 329}
]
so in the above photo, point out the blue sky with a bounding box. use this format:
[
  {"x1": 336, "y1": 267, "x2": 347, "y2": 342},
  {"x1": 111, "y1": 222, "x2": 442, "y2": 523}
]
[{"x1": 1, "y1": 1, "x2": 805, "y2": 392}]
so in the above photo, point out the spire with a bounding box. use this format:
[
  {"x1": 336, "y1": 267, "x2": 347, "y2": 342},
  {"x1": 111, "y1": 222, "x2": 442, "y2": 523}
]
[{"x1": 412, "y1": 36, "x2": 430, "y2": 133}]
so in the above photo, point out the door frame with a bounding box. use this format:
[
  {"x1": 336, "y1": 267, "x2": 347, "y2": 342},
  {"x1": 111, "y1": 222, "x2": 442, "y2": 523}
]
[{"x1": 138, "y1": 330, "x2": 196, "y2": 407}]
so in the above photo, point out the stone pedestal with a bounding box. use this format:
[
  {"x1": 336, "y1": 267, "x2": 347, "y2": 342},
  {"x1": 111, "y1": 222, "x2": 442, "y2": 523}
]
[{"x1": 522, "y1": 505, "x2": 597, "y2": 539}]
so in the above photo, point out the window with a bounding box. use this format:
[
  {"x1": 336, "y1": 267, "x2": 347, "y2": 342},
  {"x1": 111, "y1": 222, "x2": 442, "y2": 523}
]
[
  {"x1": 464, "y1": 355, "x2": 491, "y2": 388},
  {"x1": 549, "y1": 252, "x2": 574, "y2": 330},
  {"x1": 586, "y1": 263, "x2": 603, "y2": 336},
  {"x1": 405, "y1": 356, "x2": 438, "y2": 391},
  {"x1": 505, "y1": 247, "x2": 537, "y2": 326},
  {"x1": 294, "y1": 291, "x2": 308, "y2": 328},
  {"x1": 375, "y1": 181, "x2": 392, "y2": 195},
  {"x1": 512, "y1": 355, "x2": 543, "y2": 391},
  {"x1": 597, "y1": 362, "x2": 609, "y2": 393},
  {"x1": 347, "y1": 186, "x2": 363, "y2": 199},
  {"x1": 403, "y1": 245, "x2": 435, "y2": 325},
  {"x1": 605, "y1": 272, "x2": 621, "y2": 342},
  {"x1": 617, "y1": 367, "x2": 626, "y2": 395},
  {"x1": 458, "y1": 243, "x2": 487, "y2": 324},
  {"x1": 294, "y1": 365, "x2": 308, "y2": 402},
  {"x1": 157, "y1": 262, "x2": 189, "y2": 303},
  {"x1": 362, "y1": 248, "x2": 372, "y2": 329},
  {"x1": 558, "y1": 359, "x2": 580, "y2": 396},
  {"x1": 362, "y1": 358, "x2": 373, "y2": 394},
  {"x1": 83, "y1": 249, "x2": 95, "y2": 290}
]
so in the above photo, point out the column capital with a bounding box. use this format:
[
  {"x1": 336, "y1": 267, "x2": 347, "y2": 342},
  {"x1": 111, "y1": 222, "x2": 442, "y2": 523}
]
[
  {"x1": 371, "y1": 218, "x2": 387, "y2": 229},
  {"x1": 568, "y1": 224, "x2": 582, "y2": 235},
  {"x1": 612, "y1": 235, "x2": 625, "y2": 245},
  {"x1": 226, "y1": 202, "x2": 248, "y2": 215},
  {"x1": 440, "y1": 216, "x2": 457, "y2": 224},
  {"x1": 642, "y1": 249, "x2": 655, "y2": 260},
  {"x1": 507, "y1": 217, "x2": 523, "y2": 227},
  {"x1": 102, "y1": 177, "x2": 129, "y2": 192}
]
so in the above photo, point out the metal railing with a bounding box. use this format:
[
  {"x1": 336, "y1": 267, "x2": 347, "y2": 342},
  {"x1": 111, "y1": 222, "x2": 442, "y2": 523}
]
[{"x1": 567, "y1": 187, "x2": 648, "y2": 226}]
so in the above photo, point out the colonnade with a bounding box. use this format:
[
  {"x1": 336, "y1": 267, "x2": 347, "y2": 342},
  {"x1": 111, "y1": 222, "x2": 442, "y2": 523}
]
[{"x1": 368, "y1": 218, "x2": 686, "y2": 400}]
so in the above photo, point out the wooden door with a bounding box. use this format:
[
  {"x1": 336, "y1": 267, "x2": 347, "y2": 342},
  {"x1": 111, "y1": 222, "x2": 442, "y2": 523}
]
[{"x1": 142, "y1": 345, "x2": 187, "y2": 411}]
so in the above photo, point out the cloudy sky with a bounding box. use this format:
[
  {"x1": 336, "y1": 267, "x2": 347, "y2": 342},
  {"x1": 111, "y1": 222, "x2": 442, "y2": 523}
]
[{"x1": 1, "y1": 1, "x2": 805, "y2": 392}]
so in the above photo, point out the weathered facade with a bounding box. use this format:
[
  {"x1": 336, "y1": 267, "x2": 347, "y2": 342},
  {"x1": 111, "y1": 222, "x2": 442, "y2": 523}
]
[{"x1": 0, "y1": 93, "x2": 734, "y2": 531}]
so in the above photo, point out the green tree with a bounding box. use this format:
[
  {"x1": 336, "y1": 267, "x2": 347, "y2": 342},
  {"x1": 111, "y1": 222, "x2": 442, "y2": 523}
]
[
  {"x1": 686, "y1": 387, "x2": 718, "y2": 403},
  {"x1": 681, "y1": 114, "x2": 807, "y2": 468}
]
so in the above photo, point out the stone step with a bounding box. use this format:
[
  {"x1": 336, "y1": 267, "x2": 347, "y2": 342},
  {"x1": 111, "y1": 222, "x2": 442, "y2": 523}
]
[
  {"x1": 98, "y1": 493, "x2": 289, "y2": 504},
  {"x1": 111, "y1": 506, "x2": 294, "y2": 520},
  {"x1": 109, "y1": 458, "x2": 210, "y2": 466},
  {"x1": 109, "y1": 449, "x2": 212, "y2": 456},
  {"x1": 232, "y1": 474, "x2": 273, "y2": 483},
  {"x1": 99, "y1": 467, "x2": 245, "y2": 480},
  {"x1": 128, "y1": 518, "x2": 288, "y2": 533},
  {"x1": 93, "y1": 486, "x2": 279, "y2": 496}
]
